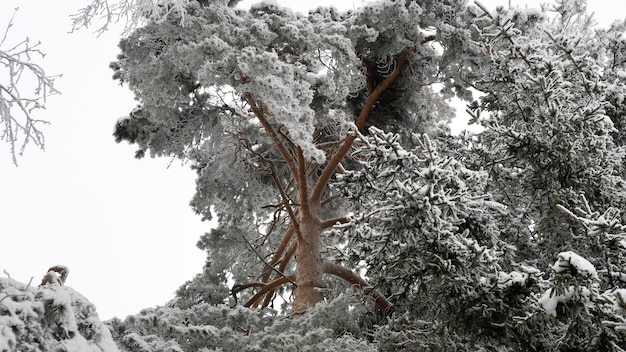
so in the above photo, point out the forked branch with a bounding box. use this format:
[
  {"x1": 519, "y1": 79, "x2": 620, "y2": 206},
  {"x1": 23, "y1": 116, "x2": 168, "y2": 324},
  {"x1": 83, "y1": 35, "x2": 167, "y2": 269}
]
[
  {"x1": 245, "y1": 92, "x2": 299, "y2": 179},
  {"x1": 261, "y1": 240, "x2": 298, "y2": 308},
  {"x1": 1, "y1": 9, "x2": 59, "y2": 165},
  {"x1": 244, "y1": 275, "x2": 296, "y2": 308},
  {"x1": 261, "y1": 226, "x2": 296, "y2": 282},
  {"x1": 311, "y1": 44, "x2": 424, "y2": 204}
]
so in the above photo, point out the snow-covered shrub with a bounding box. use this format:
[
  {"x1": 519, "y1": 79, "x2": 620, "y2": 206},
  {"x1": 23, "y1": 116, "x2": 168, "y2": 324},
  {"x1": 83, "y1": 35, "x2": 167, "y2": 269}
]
[
  {"x1": 0, "y1": 276, "x2": 118, "y2": 352},
  {"x1": 108, "y1": 292, "x2": 379, "y2": 352}
]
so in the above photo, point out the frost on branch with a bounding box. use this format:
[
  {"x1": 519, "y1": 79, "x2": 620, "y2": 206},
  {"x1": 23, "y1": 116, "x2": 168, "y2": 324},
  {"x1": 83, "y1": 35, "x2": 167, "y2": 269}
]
[
  {"x1": 556, "y1": 196, "x2": 626, "y2": 285},
  {"x1": 109, "y1": 294, "x2": 379, "y2": 352},
  {"x1": 334, "y1": 127, "x2": 508, "y2": 319},
  {"x1": 70, "y1": 0, "x2": 193, "y2": 35},
  {"x1": 0, "y1": 9, "x2": 59, "y2": 165},
  {"x1": 538, "y1": 286, "x2": 592, "y2": 317},
  {"x1": 532, "y1": 248, "x2": 626, "y2": 342},
  {"x1": 537, "y1": 252, "x2": 598, "y2": 317}
]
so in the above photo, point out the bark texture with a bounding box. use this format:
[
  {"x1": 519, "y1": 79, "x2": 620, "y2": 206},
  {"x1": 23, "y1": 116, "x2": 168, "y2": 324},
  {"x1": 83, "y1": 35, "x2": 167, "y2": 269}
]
[{"x1": 293, "y1": 208, "x2": 324, "y2": 314}]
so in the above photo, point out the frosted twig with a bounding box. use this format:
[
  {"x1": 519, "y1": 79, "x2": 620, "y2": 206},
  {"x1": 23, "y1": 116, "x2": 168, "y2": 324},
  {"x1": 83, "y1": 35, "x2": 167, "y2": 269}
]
[
  {"x1": 0, "y1": 8, "x2": 59, "y2": 165},
  {"x1": 70, "y1": 0, "x2": 191, "y2": 36}
]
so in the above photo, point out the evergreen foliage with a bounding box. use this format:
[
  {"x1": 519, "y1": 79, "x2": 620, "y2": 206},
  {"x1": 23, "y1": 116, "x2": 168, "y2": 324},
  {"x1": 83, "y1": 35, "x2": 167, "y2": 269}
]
[{"x1": 0, "y1": 276, "x2": 119, "y2": 352}]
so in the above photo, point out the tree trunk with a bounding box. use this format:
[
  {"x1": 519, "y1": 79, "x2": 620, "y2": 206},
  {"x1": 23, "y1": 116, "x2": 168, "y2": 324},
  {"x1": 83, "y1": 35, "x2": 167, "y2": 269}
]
[{"x1": 293, "y1": 208, "x2": 324, "y2": 315}]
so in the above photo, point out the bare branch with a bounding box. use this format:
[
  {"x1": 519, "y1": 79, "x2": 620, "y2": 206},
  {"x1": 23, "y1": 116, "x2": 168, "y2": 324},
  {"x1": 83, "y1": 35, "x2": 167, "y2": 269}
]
[
  {"x1": 321, "y1": 217, "x2": 349, "y2": 229},
  {"x1": 267, "y1": 159, "x2": 305, "y2": 241},
  {"x1": 70, "y1": 0, "x2": 191, "y2": 35},
  {"x1": 0, "y1": 8, "x2": 60, "y2": 165},
  {"x1": 261, "y1": 226, "x2": 296, "y2": 282},
  {"x1": 244, "y1": 275, "x2": 296, "y2": 308},
  {"x1": 261, "y1": 240, "x2": 298, "y2": 308}
]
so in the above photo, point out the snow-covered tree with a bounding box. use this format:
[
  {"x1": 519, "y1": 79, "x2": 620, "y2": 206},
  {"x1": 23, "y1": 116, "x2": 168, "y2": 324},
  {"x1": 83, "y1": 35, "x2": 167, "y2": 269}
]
[
  {"x1": 0, "y1": 267, "x2": 119, "y2": 352},
  {"x1": 104, "y1": 0, "x2": 626, "y2": 351},
  {"x1": 466, "y1": 0, "x2": 626, "y2": 267},
  {"x1": 110, "y1": 0, "x2": 457, "y2": 316}
]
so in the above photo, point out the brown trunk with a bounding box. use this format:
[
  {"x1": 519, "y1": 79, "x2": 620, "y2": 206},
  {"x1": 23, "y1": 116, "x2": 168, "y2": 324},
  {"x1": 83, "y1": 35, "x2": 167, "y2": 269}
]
[{"x1": 293, "y1": 209, "x2": 324, "y2": 315}]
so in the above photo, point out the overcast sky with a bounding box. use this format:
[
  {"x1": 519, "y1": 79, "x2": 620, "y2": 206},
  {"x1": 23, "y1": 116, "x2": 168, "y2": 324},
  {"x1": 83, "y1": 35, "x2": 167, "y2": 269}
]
[{"x1": 1, "y1": 0, "x2": 624, "y2": 321}]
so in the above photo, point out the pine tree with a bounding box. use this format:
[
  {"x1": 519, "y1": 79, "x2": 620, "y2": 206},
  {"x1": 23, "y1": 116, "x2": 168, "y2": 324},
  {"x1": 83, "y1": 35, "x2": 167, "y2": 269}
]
[
  {"x1": 104, "y1": 0, "x2": 626, "y2": 351},
  {"x1": 110, "y1": 0, "x2": 456, "y2": 316}
]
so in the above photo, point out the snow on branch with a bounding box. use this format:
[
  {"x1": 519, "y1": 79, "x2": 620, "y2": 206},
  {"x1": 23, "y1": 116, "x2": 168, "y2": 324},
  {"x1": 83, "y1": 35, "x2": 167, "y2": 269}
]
[
  {"x1": 551, "y1": 251, "x2": 598, "y2": 279},
  {"x1": 557, "y1": 195, "x2": 626, "y2": 242},
  {"x1": 70, "y1": 0, "x2": 190, "y2": 35},
  {"x1": 538, "y1": 286, "x2": 591, "y2": 316},
  {"x1": 0, "y1": 8, "x2": 59, "y2": 165}
]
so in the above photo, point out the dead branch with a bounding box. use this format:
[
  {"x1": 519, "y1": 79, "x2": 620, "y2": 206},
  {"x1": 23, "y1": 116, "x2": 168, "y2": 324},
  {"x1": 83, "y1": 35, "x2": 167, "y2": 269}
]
[
  {"x1": 321, "y1": 217, "x2": 349, "y2": 229},
  {"x1": 261, "y1": 226, "x2": 296, "y2": 282},
  {"x1": 267, "y1": 159, "x2": 305, "y2": 241},
  {"x1": 242, "y1": 234, "x2": 292, "y2": 285},
  {"x1": 232, "y1": 281, "x2": 278, "y2": 307}
]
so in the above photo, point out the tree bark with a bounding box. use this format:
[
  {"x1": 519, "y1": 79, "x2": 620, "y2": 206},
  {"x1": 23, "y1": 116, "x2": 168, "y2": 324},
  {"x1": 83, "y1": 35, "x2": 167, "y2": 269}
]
[{"x1": 293, "y1": 208, "x2": 324, "y2": 315}]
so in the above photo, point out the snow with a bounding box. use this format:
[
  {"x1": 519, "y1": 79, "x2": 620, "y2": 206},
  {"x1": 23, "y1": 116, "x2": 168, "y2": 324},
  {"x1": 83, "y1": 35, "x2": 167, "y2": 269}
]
[
  {"x1": 538, "y1": 286, "x2": 591, "y2": 316},
  {"x1": 551, "y1": 251, "x2": 598, "y2": 279},
  {"x1": 250, "y1": 0, "x2": 297, "y2": 17},
  {"x1": 0, "y1": 277, "x2": 120, "y2": 352},
  {"x1": 604, "y1": 288, "x2": 626, "y2": 313},
  {"x1": 498, "y1": 271, "x2": 529, "y2": 288}
]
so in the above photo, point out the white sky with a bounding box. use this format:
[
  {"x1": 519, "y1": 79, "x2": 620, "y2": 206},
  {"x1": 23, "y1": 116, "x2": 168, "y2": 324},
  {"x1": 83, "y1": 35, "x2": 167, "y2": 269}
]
[{"x1": 1, "y1": 0, "x2": 624, "y2": 321}]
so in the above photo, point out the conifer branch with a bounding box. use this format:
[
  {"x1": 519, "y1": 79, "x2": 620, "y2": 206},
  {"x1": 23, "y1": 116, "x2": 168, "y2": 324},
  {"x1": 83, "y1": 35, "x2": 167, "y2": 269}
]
[
  {"x1": 311, "y1": 45, "x2": 417, "y2": 204},
  {"x1": 244, "y1": 275, "x2": 296, "y2": 308},
  {"x1": 321, "y1": 217, "x2": 349, "y2": 229},
  {"x1": 244, "y1": 92, "x2": 299, "y2": 181},
  {"x1": 323, "y1": 261, "x2": 390, "y2": 311}
]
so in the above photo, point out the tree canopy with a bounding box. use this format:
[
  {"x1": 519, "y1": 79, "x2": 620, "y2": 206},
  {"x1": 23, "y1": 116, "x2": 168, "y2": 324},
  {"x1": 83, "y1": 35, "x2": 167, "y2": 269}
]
[{"x1": 5, "y1": 0, "x2": 626, "y2": 351}]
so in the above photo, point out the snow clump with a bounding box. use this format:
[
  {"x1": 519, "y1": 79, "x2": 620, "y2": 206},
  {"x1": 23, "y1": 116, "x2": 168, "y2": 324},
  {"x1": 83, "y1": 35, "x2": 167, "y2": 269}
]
[{"x1": 551, "y1": 251, "x2": 598, "y2": 279}]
